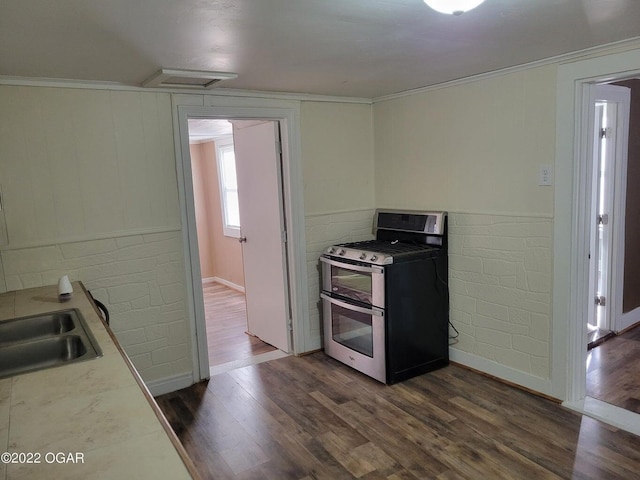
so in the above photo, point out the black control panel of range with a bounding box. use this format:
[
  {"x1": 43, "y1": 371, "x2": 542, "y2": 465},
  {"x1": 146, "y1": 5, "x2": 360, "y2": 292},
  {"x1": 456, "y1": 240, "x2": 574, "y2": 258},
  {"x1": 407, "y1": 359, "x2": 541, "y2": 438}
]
[{"x1": 377, "y1": 212, "x2": 437, "y2": 233}]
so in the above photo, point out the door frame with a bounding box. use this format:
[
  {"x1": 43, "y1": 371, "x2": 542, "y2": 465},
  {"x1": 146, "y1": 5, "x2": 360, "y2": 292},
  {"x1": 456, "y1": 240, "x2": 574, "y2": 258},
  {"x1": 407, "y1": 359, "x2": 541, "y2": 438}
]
[
  {"x1": 172, "y1": 97, "x2": 308, "y2": 381},
  {"x1": 554, "y1": 48, "x2": 640, "y2": 409}
]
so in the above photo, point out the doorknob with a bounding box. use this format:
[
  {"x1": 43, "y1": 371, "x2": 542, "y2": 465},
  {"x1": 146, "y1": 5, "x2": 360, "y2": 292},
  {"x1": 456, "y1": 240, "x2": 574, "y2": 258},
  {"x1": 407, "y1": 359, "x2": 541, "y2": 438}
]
[{"x1": 238, "y1": 236, "x2": 247, "y2": 243}]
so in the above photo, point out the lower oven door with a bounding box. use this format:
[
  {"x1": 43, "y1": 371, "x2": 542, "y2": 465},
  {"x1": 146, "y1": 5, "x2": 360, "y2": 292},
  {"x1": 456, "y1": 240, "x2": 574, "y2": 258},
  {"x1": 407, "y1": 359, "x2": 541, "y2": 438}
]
[{"x1": 321, "y1": 293, "x2": 386, "y2": 383}]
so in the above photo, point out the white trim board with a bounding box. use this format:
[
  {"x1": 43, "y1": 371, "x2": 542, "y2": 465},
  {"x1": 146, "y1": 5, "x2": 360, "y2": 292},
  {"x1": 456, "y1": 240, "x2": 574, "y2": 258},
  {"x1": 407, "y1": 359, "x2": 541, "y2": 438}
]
[
  {"x1": 449, "y1": 349, "x2": 640, "y2": 440},
  {"x1": 208, "y1": 277, "x2": 245, "y2": 293},
  {"x1": 449, "y1": 349, "x2": 553, "y2": 398},
  {"x1": 172, "y1": 97, "x2": 311, "y2": 385},
  {"x1": 563, "y1": 397, "x2": 640, "y2": 438},
  {"x1": 554, "y1": 48, "x2": 640, "y2": 403},
  {"x1": 147, "y1": 372, "x2": 193, "y2": 397},
  {"x1": 0, "y1": 76, "x2": 371, "y2": 104},
  {"x1": 0, "y1": 225, "x2": 182, "y2": 251},
  {"x1": 619, "y1": 307, "x2": 640, "y2": 332},
  {"x1": 2, "y1": 38, "x2": 639, "y2": 106},
  {"x1": 373, "y1": 37, "x2": 640, "y2": 103},
  {"x1": 306, "y1": 207, "x2": 553, "y2": 221},
  {"x1": 209, "y1": 350, "x2": 291, "y2": 377},
  {"x1": 305, "y1": 207, "x2": 376, "y2": 218}
]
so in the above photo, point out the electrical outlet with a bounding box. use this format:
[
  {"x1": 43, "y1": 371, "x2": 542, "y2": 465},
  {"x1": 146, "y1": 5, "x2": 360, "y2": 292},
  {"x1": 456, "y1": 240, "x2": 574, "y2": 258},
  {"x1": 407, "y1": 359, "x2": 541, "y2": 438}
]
[{"x1": 539, "y1": 165, "x2": 553, "y2": 186}]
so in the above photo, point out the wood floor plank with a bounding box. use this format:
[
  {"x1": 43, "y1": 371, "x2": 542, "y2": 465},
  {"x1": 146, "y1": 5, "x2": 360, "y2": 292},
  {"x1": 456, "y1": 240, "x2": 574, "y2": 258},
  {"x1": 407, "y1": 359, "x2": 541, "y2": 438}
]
[
  {"x1": 440, "y1": 394, "x2": 578, "y2": 478},
  {"x1": 490, "y1": 441, "x2": 563, "y2": 480},
  {"x1": 203, "y1": 283, "x2": 277, "y2": 366},
  {"x1": 215, "y1": 369, "x2": 349, "y2": 480},
  {"x1": 334, "y1": 399, "x2": 450, "y2": 478},
  {"x1": 157, "y1": 353, "x2": 640, "y2": 480},
  {"x1": 586, "y1": 324, "x2": 640, "y2": 413}
]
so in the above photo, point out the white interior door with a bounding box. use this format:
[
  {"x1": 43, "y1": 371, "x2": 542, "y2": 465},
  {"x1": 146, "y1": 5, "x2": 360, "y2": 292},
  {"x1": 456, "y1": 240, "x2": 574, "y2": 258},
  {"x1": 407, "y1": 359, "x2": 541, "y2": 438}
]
[
  {"x1": 589, "y1": 101, "x2": 615, "y2": 332},
  {"x1": 587, "y1": 84, "x2": 631, "y2": 335},
  {"x1": 232, "y1": 120, "x2": 291, "y2": 352}
]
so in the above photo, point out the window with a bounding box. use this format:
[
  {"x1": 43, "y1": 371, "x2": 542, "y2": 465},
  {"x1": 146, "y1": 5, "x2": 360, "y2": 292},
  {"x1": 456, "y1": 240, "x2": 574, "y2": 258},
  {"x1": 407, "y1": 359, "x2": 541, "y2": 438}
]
[{"x1": 215, "y1": 137, "x2": 240, "y2": 237}]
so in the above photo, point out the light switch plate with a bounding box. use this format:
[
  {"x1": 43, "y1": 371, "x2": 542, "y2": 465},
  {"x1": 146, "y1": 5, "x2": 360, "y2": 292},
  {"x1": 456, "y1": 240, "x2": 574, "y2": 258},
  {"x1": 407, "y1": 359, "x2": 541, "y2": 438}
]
[{"x1": 539, "y1": 165, "x2": 553, "y2": 186}]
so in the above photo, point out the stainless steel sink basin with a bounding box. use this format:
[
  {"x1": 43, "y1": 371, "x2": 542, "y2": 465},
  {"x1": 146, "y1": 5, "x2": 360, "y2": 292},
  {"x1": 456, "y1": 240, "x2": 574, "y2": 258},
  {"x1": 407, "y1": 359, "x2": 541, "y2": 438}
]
[
  {"x1": 0, "y1": 309, "x2": 102, "y2": 379},
  {"x1": 0, "y1": 311, "x2": 75, "y2": 346},
  {"x1": 0, "y1": 335, "x2": 87, "y2": 376}
]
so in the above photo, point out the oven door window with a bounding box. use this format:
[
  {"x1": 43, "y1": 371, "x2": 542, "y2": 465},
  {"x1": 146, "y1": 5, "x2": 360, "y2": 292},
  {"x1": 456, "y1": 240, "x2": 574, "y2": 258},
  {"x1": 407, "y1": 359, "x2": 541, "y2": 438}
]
[
  {"x1": 331, "y1": 265, "x2": 373, "y2": 304},
  {"x1": 331, "y1": 303, "x2": 374, "y2": 357}
]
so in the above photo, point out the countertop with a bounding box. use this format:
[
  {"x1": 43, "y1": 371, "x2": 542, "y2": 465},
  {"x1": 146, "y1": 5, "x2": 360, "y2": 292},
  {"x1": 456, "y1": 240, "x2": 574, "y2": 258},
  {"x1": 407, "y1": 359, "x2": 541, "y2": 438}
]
[{"x1": 0, "y1": 282, "x2": 198, "y2": 480}]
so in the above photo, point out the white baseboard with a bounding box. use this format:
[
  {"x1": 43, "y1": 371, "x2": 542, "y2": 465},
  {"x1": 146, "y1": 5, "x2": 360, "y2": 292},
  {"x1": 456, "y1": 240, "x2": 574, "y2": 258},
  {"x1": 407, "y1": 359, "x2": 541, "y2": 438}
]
[
  {"x1": 617, "y1": 306, "x2": 640, "y2": 332},
  {"x1": 209, "y1": 350, "x2": 290, "y2": 377},
  {"x1": 147, "y1": 372, "x2": 193, "y2": 397},
  {"x1": 208, "y1": 276, "x2": 245, "y2": 293},
  {"x1": 564, "y1": 397, "x2": 640, "y2": 437},
  {"x1": 449, "y1": 348, "x2": 554, "y2": 398}
]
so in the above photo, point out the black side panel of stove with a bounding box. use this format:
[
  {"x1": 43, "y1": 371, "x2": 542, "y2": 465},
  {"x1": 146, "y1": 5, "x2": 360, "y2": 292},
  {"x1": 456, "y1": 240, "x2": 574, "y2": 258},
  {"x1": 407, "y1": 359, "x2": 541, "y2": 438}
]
[{"x1": 384, "y1": 251, "x2": 449, "y2": 384}]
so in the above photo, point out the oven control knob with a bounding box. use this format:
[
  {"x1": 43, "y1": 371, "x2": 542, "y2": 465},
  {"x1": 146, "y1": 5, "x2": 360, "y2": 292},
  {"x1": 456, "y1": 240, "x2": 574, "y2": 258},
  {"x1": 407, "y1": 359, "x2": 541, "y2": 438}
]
[
  {"x1": 339, "y1": 248, "x2": 346, "y2": 256},
  {"x1": 371, "y1": 255, "x2": 378, "y2": 262},
  {"x1": 359, "y1": 253, "x2": 367, "y2": 260}
]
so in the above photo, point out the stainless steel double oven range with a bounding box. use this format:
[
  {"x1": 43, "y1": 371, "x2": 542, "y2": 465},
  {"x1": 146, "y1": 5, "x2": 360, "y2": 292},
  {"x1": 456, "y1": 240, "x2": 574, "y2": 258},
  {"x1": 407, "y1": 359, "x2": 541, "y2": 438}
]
[{"x1": 320, "y1": 209, "x2": 449, "y2": 384}]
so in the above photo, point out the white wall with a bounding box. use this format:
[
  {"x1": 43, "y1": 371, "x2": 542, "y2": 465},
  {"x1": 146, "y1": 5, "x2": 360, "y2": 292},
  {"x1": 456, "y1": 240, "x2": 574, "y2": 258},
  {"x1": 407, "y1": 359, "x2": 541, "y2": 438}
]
[
  {"x1": 1, "y1": 232, "x2": 190, "y2": 384},
  {"x1": 448, "y1": 213, "x2": 552, "y2": 388},
  {"x1": 0, "y1": 85, "x2": 189, "y2": 391},
  {"x1": 0, "y1": 86, "x2": 376, "y2": 388},
  {"x1": 0, "y1": 87, "x2": 180, "y2": 245},
  {"x1": 374, "y1": 66, "x2": 555, "y2": 215},
  {"x1": 300, "y1": 101, "x2": 376, "y2": 350},
  {"x1": 301, "y1": 101, "x2": 374, "y2": 215},
  {"x1": 373, "y1": 65, "x2": 557, "y2": 392},
  {"x1": 0, "y1": 76, "x2": 560, "y2": 392},
  {"x1": 4, "y1": 43, "x2": 635, "y2": 399}
]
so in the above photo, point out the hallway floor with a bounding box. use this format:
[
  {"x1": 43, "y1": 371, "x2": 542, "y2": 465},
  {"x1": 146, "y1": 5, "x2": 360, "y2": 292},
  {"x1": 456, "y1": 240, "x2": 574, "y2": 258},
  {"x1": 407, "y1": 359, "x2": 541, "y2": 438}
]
[
  {"x1": 204, "y1": 282, "x2": 276, "y2": 368},
  {"x1": 587, "y1": 324, "x2": 640, "y2": 414}
]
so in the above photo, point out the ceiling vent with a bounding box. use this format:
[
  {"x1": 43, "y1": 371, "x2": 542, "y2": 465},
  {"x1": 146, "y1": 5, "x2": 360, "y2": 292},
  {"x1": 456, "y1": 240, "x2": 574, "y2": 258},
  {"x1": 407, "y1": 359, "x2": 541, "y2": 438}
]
[{"x1": 141, "y1": 68, "x2": 238, "y2": 89}]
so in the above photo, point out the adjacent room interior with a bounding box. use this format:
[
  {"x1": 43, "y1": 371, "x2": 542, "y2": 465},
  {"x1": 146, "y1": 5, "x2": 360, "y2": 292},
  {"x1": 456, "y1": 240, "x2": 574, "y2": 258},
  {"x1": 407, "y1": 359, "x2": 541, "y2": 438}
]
[
  {"x1": 585, "y1": 78, "x2": 640, "y2": 415},
  {"x1": 187, "y1": 119, "x2": 279, "y2": 371}
]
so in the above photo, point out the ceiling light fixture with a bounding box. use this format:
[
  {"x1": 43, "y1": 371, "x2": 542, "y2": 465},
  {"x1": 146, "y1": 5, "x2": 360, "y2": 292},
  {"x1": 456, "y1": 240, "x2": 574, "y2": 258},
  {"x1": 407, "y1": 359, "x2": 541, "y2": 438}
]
[{"x1": 423, "y1": 0, "x2": 486, "y2": 15}]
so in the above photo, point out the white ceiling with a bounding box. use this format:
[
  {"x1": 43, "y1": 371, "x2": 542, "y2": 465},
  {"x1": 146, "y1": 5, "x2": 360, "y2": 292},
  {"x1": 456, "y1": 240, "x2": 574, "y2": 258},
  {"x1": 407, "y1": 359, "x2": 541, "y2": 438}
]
[
  {"x1": 188, "y1": 119, "x2": 232, "y2": 142},
  {"x1": 2, "y1": 0, "x2": 640, "y2": 98}
]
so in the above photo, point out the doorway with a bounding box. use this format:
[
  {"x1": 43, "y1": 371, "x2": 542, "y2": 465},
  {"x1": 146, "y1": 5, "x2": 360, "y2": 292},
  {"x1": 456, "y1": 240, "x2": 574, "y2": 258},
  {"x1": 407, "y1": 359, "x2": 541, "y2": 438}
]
[
  {"x1": 187, "y1": 119, "x2": 282, "y2": 371},
  {"x1": 583, "y1": 82, "x2": 637, "y2": 416},
  {"x1": 176, "y1": 104, "x2": 304, "y2": 382},
  {"x1": 586, "y1": 84, "x2": 631, "y2": 349},
  {"x1": 554, "y1": 47, "x2": 640, "y2": 436}
]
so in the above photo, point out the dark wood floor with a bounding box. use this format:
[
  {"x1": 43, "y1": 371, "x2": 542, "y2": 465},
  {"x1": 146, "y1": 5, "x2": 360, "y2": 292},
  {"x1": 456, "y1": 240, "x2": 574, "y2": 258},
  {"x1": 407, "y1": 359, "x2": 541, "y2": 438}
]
[
  {"x1": 204, "y1": 282, "x2": 276, "y2": 367},
  {"x1": 157, "y1": 353, "x2": 640, "y2": 479},
  {"x1": 587, "y1": 324, "x2": 640, "y2": 414}
]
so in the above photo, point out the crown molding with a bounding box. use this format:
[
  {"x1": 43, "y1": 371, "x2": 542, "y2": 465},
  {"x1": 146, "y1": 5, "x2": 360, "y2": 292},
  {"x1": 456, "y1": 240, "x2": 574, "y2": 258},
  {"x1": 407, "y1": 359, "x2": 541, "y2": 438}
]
[
  {"x1": 2, "y1": 36, "x2": 639, "y2": 106},
  {"x1": 0, "y1": 76, "x2": 372, "y2": 105},
  {"x1": 373, "y1": 36, "x2": 640, "y2": 103}
]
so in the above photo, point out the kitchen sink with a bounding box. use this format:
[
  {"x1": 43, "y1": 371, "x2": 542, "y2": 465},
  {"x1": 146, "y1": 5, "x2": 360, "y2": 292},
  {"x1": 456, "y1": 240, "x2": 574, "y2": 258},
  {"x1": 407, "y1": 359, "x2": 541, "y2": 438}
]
[
  {"x1": 0, "y1": 311, "x2": 75, "y2": 346},
  {"x1": 0, "y1": 309, "x2": 102, "y2": 379}
]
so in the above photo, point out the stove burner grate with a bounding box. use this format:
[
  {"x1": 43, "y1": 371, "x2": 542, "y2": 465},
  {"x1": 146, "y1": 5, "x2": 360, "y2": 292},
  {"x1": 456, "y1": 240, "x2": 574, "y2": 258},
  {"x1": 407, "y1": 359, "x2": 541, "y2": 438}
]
[{"x1": 339, "y1": 240, "x2": 436, "y2": 257}]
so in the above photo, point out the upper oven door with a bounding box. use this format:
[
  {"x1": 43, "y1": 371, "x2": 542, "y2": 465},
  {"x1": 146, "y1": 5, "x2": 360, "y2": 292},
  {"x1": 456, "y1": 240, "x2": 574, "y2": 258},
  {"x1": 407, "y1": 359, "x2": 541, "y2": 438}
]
[{"x1": 321, "y1": 256, "x2": 385, "y2": 308}]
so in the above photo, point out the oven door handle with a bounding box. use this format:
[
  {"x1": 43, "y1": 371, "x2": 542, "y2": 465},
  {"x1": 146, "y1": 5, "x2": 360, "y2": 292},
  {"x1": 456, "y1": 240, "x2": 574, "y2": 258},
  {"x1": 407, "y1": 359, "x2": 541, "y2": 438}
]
[
  {"x1": 321, "y1": 293, "x2": 384, "y2": 317},
  {"x1": 320, "y1": 256, "x2": 384, "y2": 274}
]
